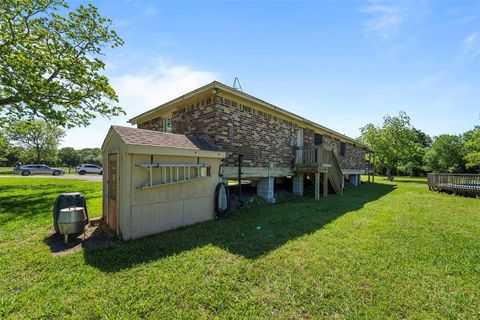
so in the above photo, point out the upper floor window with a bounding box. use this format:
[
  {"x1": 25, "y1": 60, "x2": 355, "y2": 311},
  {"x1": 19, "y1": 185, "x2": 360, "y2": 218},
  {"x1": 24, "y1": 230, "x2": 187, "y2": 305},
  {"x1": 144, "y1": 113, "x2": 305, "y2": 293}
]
[
  {"x1": 340, "y1": 142, "x2": 346, "y2": 156},
  {"x1": 314, "y1": 133, "x2": 323, "y2": 145},
  {"x1": 163, "y1": 115, "x2": 172, "y2": 133}
]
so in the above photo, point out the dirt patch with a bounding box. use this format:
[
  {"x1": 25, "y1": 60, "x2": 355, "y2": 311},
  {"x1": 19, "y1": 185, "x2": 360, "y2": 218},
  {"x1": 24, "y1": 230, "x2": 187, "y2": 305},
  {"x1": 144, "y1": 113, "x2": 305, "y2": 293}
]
[{"x1": 44, "y1": 225, "x2": 118, "y2": 256}]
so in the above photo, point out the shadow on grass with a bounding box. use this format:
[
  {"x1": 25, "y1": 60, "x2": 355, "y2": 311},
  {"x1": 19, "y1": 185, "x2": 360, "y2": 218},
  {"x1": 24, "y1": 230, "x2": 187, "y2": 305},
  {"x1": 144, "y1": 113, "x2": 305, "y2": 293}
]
[
  {"x1": 83, "y1": 182, "x2": 395, "y2": 272},
  {"x1": 373, "y1": 177, "x2": 427, "y2": 184}
]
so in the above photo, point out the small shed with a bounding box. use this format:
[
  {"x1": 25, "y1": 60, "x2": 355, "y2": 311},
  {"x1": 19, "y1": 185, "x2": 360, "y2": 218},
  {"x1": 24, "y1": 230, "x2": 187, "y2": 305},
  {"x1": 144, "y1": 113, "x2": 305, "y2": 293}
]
[{"x1": 101, "y1": 125, "x2": 225, "y2": 240}]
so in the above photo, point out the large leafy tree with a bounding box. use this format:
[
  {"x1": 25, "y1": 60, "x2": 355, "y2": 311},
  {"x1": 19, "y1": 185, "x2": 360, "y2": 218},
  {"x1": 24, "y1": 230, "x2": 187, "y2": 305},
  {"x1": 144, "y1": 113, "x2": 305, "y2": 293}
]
[
  {"x1": 359, "y1": 111, "x2": 419, "y2": 180},
  {"x1": 5, "y1": 146, "x2": 28, "y2": 166},
  {"x1": 424, "y1": 134, "x2": 465, "y2": 173},
  {"x1": 6, "y1": 119, "x2": 65, "y2": 163},
  {"x1": 0, "y1": 0, "x2": 124, "y2": 128},
  {"x1": 59, "y1": 147, "x2": 81, "y2": 172},
  {"x1": 464, "y1": 126, "x2": 480, "y2": 172},
  {"x1": 78, "y1": 147, "x2": 102, "y2": 166},
  {"x1": 397, "y1": 128, "x2": 432, "y2": 176},
  {"x1": 0, "y1": 128, "x2": 9, "y2": 164}
]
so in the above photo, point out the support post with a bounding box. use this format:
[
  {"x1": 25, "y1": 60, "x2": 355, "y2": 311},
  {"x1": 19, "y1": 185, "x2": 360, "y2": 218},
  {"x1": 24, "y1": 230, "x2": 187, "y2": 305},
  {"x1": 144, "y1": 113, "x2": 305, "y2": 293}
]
[
  {"x1": 323, "y1": 172, "x2": 328, "y2": 198},
  {"x1": 292, "y1": 174, "x2": 304, "y2": 196},
  {"x1": 352, "y1": 174, "x2": 360, "y2": 187},
  {"x1": 315, "y1": 172, "x2": 320, "y2": 200},
  {"x1": 237, "y1": 154, "x2": 243, "y2": 202},
  {"x1": 257, "y1": 176, "x2": 275, "y2": 203}
]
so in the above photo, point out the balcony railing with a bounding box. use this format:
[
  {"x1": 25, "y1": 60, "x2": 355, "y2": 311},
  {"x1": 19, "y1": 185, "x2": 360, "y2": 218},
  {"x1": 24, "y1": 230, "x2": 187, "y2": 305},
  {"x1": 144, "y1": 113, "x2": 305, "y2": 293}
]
[{"x1": 295, "y1": 145, "x2": 333, "y2": 168}]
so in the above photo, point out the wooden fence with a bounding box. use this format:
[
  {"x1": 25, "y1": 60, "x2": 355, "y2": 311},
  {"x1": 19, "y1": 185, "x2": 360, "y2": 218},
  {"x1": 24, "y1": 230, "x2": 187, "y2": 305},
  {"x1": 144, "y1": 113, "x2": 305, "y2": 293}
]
[{"x1": 427, "y1": 173, "x2": 480, "y2": 197}]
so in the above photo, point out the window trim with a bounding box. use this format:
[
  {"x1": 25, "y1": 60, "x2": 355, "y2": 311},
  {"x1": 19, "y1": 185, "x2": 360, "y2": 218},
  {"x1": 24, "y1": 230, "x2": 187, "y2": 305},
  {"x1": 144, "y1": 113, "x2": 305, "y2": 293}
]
[
  {"x1": 163, "y1": 115, "x2": 172, "y2": 133},
  {"x1": 314, "y1": 133, "x2": 323, "y2": 146},
  {"x1": 340, "y1": 142, "x2": 346, "y2": 156}
]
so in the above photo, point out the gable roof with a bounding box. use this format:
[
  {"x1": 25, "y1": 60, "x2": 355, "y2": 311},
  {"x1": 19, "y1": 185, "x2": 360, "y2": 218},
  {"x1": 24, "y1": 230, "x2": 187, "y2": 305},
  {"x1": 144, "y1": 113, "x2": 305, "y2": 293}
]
[
  {"x1": 128, "y1": 81, "x2": 369, "y2": 149},
  {"x1": 110, "y1": 125, "x2": 220, "y2": 151}
]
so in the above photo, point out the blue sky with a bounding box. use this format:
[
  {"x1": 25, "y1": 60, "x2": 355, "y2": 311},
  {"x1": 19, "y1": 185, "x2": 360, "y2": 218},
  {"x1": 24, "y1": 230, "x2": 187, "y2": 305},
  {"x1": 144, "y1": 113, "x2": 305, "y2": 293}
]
[{"x1": 64, "y1": 0, "x2": 480, "y2": 148}]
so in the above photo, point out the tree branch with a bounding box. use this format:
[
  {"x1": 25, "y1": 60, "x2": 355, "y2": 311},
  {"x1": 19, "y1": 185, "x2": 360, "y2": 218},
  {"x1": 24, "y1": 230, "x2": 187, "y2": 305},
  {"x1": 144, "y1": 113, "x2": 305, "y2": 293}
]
[{"x1": 0, "y1": 96, "x2": 18, "y2": 106}]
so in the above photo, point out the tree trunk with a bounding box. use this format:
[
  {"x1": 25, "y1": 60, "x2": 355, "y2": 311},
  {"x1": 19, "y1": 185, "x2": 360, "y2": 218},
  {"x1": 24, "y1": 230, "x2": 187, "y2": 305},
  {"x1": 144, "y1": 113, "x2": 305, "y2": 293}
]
[
  {"x1": 386, "y1": 167, "x2": 394, "y2": 181},
  {"x1": 36, "y1": 146, "x2": 41, "y2": 163}
]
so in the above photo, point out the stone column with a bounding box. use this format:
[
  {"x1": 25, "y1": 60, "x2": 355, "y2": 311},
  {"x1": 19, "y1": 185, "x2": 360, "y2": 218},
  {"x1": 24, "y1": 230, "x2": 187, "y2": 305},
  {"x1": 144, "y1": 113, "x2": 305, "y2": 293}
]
[
  {"x1": 352, "y1": 174, "x2": 360, "y2": 187},
  {"x1": 292, "y1": 174, "x2": 304, "y2": 196},
  {"x1": 257, "y1": 176, "x2": 275, "y2": 203}
]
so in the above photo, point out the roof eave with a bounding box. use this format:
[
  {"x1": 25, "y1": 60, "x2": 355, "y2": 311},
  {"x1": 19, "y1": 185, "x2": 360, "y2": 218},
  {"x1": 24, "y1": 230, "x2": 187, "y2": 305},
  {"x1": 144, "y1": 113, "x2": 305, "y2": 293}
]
[{"x1": 129, "y1": 81, "x2": 370, "y2": 149}]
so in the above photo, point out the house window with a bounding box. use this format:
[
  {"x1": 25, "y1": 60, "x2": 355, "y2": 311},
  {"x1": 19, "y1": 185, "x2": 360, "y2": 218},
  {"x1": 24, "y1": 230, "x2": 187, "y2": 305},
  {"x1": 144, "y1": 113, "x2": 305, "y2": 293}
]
[
  {"x1": 340, "y1": 142, "x2": 346, "y2": 156},
  {"x1": 163, "y1": 115, "x2": 172, "y2": 133},
  {"x1": 314, "y1": 133, "x2": 323, "y2": 145}
]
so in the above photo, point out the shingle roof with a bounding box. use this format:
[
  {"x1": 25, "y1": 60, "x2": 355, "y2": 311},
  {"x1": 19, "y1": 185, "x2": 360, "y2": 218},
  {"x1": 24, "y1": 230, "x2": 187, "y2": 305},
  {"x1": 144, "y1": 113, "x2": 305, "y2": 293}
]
[
  {"x1": 128, "y1": 81, "x2": 370, "y2": 150},
  {"x1": 111, "y1": 125, "x2": 220, "y2": 151}
]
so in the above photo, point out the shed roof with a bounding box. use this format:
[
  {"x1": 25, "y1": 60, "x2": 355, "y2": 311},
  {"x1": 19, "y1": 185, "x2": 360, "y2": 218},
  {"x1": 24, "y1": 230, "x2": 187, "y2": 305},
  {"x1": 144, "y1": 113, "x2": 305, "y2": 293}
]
[{"x1": 111, "y1": 125, "x2": 220, "y2": 151}]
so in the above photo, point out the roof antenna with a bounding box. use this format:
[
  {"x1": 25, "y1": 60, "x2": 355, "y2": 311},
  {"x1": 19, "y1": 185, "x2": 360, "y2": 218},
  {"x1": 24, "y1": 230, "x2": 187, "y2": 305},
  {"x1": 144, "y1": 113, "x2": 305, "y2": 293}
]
[{"x1": 232, "y1": 77, "x2": 243, "y2": 92}]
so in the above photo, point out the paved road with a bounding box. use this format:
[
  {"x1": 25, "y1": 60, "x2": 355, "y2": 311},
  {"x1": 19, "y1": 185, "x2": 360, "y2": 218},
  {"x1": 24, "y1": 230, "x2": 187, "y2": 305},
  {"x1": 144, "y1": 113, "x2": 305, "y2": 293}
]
[{"x1": 0, "y1": 174, "x2": 102, "y2": 182}]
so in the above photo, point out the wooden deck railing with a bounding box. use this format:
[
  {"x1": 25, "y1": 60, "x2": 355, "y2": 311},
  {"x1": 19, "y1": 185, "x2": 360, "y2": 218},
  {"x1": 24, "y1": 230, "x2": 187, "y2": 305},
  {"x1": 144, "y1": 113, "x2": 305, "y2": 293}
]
[
  {"x1": 427, "y1": 173, "x2": 480, "y2": 197},
  {"x1": 298, "y1": 146, "x2": 317, "y2": 166},
  {"x1": 295, "y1": 145, "x2": 343, "y2": 195},
  {"x1": 295, "y1": 145, "x2": 334, "y2": 168}
]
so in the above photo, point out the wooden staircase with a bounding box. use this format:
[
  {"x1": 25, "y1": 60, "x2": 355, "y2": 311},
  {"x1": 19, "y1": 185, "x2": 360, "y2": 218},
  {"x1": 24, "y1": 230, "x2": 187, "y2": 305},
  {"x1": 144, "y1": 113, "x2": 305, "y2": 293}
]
[
  {"x1": 325, "y1": 148, "x2": 343, "y2": 195},
  {"x1": 294, "y1": 145, "x2": 344, "y2": 199}
]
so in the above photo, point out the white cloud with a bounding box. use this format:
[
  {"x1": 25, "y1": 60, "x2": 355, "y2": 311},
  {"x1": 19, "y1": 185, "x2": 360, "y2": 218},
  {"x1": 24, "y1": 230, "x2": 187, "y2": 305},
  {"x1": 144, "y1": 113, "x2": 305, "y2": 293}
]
[
  {"x1": 463, "y1": 32, "x2": 480, "y2": 60},
  {"x1": 361, "y1": 1, "x2": 428, "y2": 40},
  {"x1": 112, "y1": 62, "x2": 218, "y2": 117},
  {"x1": 61, "y1": 62, "x2": 218, "y2": 149},
  {"x1": 363, "y1": 4, "x2": 403, "y2": 39}
]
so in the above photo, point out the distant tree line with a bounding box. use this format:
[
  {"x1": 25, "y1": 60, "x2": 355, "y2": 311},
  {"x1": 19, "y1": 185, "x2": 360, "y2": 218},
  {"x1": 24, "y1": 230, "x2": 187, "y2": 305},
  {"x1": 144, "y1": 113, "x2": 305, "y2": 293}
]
[
  {"x1": 359, "y1": 111, "x2": 480, "y2": 180},
  {"x1": 0, "y1": 119, "x2": 102, "y2": 169},
  {"x1": 2, "y1": 114, "x2": 478, "y2": 179}
]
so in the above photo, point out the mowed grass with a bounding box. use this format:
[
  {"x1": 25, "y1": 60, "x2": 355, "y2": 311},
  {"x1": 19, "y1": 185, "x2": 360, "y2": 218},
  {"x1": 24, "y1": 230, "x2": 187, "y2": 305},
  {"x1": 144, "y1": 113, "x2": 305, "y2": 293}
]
[
  {"x1": 0, "y1": 177, "x2": 479, "y2": 319},
  {"x1": 0, "y1": 167, "x2": 14, "y2": 174}
]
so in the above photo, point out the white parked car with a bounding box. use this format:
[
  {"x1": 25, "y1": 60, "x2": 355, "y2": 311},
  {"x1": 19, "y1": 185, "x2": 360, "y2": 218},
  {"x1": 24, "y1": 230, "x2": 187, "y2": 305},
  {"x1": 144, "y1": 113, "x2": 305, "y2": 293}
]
[
  {"x1": 13, "y1": 164, "x2": 65, "y2": 176},
  {"x1": 76, "y1": 164, "x2": 103, "y2": 175}
]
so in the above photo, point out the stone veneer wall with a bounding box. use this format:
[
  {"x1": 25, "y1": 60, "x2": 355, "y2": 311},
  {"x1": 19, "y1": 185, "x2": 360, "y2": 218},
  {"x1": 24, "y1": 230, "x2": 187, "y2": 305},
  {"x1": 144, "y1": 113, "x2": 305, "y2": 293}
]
[
  {"x1": 323, "y1": 135, "x2": 366, "y2": 169},
  {"x1": 137, "y1": 96, "x2": 218, "y2": 146},
  {"x1": 137, "y1": 95, "x2": 366, "y2": 169},
  {"x1": 214, "y1": 97, "x2": 298, "y2": 167},
  {"x1": 138, "y1": 116, "x2": 164, "y2": 131}
]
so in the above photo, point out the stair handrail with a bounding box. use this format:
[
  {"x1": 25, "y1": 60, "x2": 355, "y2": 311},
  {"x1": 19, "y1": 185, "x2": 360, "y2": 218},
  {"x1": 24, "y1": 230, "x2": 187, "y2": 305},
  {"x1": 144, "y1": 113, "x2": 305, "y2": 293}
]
[{"x1": 328, "y1": 149, "x2": 344, "y2": 194}]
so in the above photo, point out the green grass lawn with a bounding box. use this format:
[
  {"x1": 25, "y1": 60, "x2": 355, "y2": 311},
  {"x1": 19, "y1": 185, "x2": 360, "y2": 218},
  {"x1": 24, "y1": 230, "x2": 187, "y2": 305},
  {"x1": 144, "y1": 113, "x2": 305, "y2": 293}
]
[
  {"x1": 0, "y1": 177, "x2": 479, "y2": 319},
  {"x1": 0, "y1": 167, "x2": 14, "y2": 174}
]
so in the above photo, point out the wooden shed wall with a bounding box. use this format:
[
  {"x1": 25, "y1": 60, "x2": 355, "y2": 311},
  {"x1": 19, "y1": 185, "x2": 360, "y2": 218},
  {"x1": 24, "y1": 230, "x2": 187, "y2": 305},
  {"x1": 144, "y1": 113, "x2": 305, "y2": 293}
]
[
  {"x1": 127, "y1": 154, "x2": 222, "y2": 239},
  {"x1": 102, "y1": 129, "x2": 223, "y2": 240}
]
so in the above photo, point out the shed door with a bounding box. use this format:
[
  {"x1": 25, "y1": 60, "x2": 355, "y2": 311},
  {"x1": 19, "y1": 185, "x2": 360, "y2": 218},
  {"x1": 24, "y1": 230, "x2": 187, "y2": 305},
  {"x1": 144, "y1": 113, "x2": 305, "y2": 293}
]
[{"x1": 107, "y1": 154, "x2": 118, "y2": 231}]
